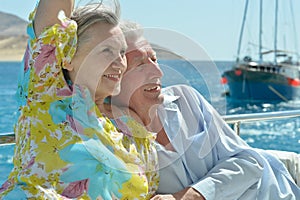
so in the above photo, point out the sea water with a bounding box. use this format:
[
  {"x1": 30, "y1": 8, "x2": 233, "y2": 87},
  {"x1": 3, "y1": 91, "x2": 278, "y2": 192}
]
[{"x1": 0, "y1": 60, "x2": 300, "y2": 185}]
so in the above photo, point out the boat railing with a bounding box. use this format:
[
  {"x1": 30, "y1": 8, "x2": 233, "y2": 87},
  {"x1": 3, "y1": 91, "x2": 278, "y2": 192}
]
[
  {"x1": 1, "y1": 110, "x2": 300, "y2": 145},
  {"x1": 240, "y1": 59, "x2": 300, "y2": 75},
  {"x1": 239, "y1": 62, "x2": 280, "y2": 73},
  {"x1": 223, "y1": 109, "x2": 300, "y2": 135}
]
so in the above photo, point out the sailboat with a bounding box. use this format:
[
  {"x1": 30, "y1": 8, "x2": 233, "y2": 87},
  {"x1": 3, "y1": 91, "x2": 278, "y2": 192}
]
[{"x1": 221, "y1": 0, "x2": 300, "y2": 101}]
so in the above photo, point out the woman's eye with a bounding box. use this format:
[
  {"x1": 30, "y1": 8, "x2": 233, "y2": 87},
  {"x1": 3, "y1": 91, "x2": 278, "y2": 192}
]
[
  {"x1": 120, "y1": 49, "x2": 126, "y2": 57},
  {"x1": 102, "y1": 48, "x2": 113, "y2": 54}
]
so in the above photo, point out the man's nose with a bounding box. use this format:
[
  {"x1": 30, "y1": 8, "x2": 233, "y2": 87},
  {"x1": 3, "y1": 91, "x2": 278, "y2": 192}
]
[{"x1": 148, "y1": 62, "x2": 163, "y2": 78}]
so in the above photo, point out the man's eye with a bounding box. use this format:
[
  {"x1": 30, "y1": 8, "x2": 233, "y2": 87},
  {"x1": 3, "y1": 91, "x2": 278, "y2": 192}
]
[{"x1": 151, "y1": 56, "x2": 158, "y2": 63}]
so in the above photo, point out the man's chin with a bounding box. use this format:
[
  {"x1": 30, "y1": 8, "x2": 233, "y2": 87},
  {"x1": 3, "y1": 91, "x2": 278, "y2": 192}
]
[{"x1": 158, "y1": 94, "x2": 164, "y2": 104}]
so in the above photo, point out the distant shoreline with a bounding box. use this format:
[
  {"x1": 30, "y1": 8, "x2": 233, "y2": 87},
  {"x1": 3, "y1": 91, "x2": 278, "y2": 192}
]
[
  {"x1": 0, "y1": 36, "x2": 27, "y2": 61},
  {"x1": 0, "y1": 51, "x2": 24, "y2": 61}
]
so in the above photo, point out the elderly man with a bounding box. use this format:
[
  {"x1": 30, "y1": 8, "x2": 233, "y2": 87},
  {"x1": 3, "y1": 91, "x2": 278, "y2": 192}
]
[{"x1": 112, "y1": 21, "x2": 300, "y2": 199}]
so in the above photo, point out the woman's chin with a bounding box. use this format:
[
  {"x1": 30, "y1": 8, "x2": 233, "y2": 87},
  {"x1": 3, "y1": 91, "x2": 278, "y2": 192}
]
[{"x1": 110, "y1": 85, "x2": 121, "y2": 96}]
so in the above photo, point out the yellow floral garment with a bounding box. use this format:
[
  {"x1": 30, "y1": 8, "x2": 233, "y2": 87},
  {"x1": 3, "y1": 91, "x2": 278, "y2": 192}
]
[{"x1": 0, "y1": 6, "x2": 158, "y2": 200}]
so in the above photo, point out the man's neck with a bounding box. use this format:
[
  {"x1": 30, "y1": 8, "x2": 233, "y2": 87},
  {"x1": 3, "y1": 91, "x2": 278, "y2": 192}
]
[
  {"x1": 145, "y1": 108, "x2": 174, "y2": 151},
  {"x1": 137, "y1": 104, "x2": 160, "y2": 131}
]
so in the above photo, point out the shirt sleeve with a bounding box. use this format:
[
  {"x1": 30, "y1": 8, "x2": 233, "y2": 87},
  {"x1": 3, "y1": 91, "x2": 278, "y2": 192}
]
[
  {"x1": 192, "y1": 153, "x2": 263, "y2": 200},
  {"x1": 25, "y1": 9, "x2": 77, "y2": 102},
  {"x1": 172, "y1": 85, "x2": 264, "y2": 200}
]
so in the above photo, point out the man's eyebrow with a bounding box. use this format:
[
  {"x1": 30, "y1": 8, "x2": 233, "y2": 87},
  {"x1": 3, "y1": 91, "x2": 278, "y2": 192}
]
[
  {"x1": 127, "y1": 40, "x2": 149, "y2": 51},
  {"x1": 135, "y1": 40, "x2": 149, "y2": 47}
]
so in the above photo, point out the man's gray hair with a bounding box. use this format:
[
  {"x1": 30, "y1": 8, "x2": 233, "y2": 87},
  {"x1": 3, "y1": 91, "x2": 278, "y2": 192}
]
[{"x1": 119, "y1": 20, "x2": 144, "y2": 43}]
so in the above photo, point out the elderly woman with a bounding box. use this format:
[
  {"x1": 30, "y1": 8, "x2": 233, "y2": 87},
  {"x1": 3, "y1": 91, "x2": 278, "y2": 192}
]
[{"x1": 0, "y1": 1, "x2": 158, "y2": 199}]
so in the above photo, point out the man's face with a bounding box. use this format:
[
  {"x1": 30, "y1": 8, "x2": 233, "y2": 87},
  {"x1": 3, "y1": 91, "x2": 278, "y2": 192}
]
[{"x1": 113, "y1": 38, "x2": 164, "y2": 113}]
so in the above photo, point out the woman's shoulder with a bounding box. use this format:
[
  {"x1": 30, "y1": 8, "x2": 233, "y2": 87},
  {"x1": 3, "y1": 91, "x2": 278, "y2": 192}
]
[{"x1": 110, "y1": 107, "x2": 155, "y2": 140}]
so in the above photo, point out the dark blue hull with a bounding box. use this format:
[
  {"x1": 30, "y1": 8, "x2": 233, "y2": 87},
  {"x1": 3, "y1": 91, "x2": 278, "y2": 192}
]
[{"x1": 223, "y1": 69, "x2": 300, "y2": 101}]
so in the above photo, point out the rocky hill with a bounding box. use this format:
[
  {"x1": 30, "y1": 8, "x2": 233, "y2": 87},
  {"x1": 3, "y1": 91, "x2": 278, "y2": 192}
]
[
  {"x1": 0, "y1": 12, "x2": 27, "y2": 36},
  {"x1": 0, "y1": 12, "x2": 28, "y2": 61}
]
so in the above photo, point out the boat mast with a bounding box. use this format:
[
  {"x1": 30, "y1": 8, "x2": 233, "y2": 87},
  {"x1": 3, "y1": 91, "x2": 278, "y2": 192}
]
[
  {"x1": 274, "y1": 0, "x2": 279, "y2": 64},
  {"x1": 236, "y1": 0, "x2": 249, "y2": 62},
  {"x1": 259, "y1": 0, "x2": 263, "y2": 63},
  {"x1": 289, "y1": 0, "x2": 299, "y2": 61}
]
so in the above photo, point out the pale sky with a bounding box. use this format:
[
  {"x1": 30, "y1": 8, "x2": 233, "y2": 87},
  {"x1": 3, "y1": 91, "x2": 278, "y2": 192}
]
[{"x1": 0, "y1": 0, "x2": 300, "y2": 61}]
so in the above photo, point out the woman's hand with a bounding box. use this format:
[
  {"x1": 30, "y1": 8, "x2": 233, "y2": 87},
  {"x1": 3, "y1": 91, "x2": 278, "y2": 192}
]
[{"x1": 34, "y1": 0, "x2": 74, "y2": 36}]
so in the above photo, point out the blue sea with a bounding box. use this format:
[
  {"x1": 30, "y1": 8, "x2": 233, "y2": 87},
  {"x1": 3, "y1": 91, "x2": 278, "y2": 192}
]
[{"x1": 1, "y1": 60, "x2": 300, "y2": 185}]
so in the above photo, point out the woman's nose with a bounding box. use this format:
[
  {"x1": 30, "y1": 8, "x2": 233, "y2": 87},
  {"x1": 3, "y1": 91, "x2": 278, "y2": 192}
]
[{"x1": 113, "y1": 54, "x2": 127, "y2": 70}]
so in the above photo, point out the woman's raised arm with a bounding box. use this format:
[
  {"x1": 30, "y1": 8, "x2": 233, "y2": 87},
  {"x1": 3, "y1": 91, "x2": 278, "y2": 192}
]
[{"x1": 34, "y1": 0, "x2": 74, "y2": 36}]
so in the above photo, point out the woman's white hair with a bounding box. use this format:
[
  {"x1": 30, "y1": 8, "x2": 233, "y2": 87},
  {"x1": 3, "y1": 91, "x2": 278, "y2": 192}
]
[{"x1": 72, "y1": 0, "x2": 120, "y2": 36}]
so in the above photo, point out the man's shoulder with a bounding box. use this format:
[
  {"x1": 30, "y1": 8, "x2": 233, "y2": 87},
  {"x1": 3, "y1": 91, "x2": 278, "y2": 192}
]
[
  {"x1": 162, "y1": 84, "x2": 205, "y2": 108},
  {"x1": 162, "y1": 84, "x2": 196, "y2": 95},
  {"x1": 162, "y1": 84, "x2": 201, "y2": 100}
]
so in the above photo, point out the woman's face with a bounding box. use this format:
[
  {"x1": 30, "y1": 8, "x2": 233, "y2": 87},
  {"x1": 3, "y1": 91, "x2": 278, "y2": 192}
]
[{"x1": 69, "y1": 22, "x2": 127, "y2": 103}]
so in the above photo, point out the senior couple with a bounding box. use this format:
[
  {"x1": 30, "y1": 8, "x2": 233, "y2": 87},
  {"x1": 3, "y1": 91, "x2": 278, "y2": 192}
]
[{"x1": 0, "y1": 0, "x2": 299, "y2": 199}]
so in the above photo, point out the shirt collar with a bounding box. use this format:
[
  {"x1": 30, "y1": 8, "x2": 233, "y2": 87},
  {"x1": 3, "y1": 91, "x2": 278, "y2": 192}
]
[
  {"x1": 163, "y1": 94, "x2": 180, "y2": 105},
  {"x1": 162, "y1": 87, "x2": 180, "y2": 106}
]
